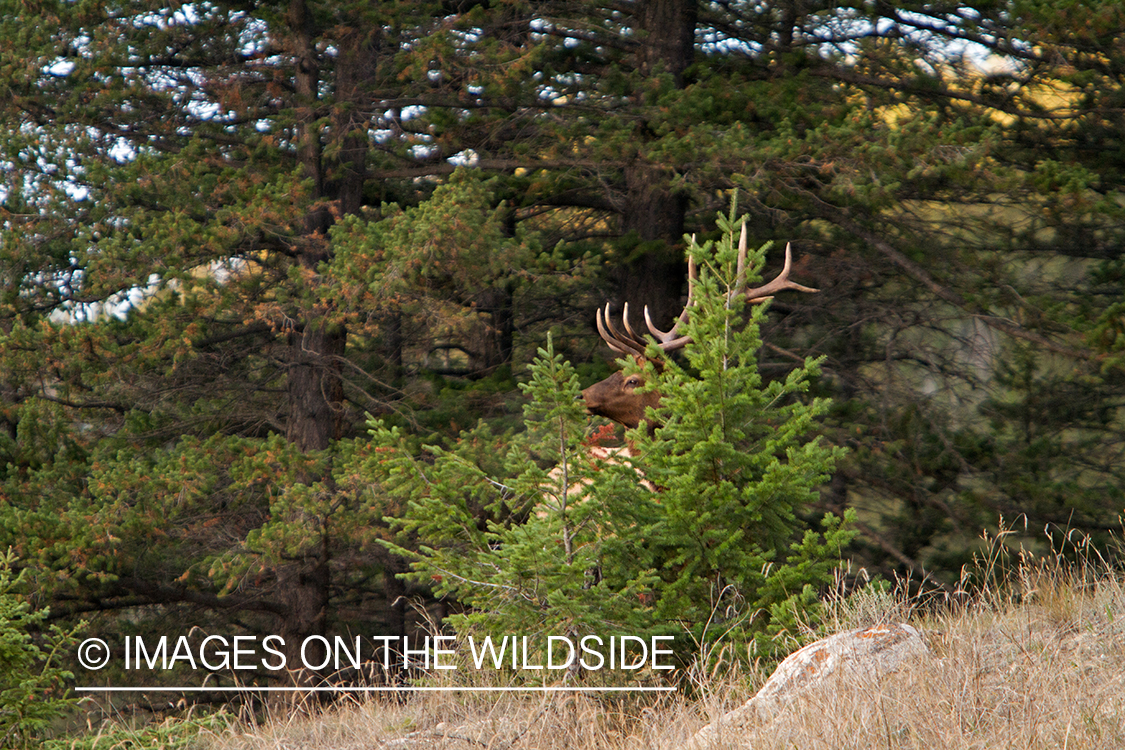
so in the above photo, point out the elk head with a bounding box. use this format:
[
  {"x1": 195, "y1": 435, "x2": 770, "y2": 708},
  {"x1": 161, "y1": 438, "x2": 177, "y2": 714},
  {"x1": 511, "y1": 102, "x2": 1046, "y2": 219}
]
[{"x1": 581, "y1": 225, "x2": 818, "y2": 430}]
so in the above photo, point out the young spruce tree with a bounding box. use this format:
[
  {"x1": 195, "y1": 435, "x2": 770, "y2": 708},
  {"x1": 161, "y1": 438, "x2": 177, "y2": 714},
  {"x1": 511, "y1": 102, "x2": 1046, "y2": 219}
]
[{"x1": 374, "y1": 208, "x2": 852, "y2": 674}]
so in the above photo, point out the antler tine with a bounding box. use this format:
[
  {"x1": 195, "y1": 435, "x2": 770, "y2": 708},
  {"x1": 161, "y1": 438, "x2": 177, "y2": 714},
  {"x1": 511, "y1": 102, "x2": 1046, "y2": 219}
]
[
  {"x1": 643, "y1": 254, "x2": 698, "y2": 353},
  {"x1": 742, "y1": 242, "x2": 819, "y2": 303},
  {"x1": 620, "y1": 302, "x2": 645, "y2": 342},
  {"x1": 595, "y1": 231, "x2": 816, "y2": 360},
  {"x1": 643, "y1": 306, "x2": 693, "y2": 352},
  {"x1": 596, "y1": 303, "x2": 647, "y2": 357}
]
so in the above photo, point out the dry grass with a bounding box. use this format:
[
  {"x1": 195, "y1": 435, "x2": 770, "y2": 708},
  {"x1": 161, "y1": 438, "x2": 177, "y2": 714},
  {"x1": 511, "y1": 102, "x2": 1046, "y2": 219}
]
[
  {"x1": 192, "y1": 532, "x2": 1125, "y2": 750},
  {"x1": 197, "y1": 691, "x2": 716, "y2": 749},
  {"x1": 745, "y1": 530, "x2": 1125, "y2": 750}
]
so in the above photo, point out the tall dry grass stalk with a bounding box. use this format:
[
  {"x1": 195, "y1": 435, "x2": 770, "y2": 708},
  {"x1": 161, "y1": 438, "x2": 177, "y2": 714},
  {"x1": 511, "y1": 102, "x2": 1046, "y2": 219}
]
[
  {"x1": 744, "y1": 524, "x2": 1125, "y2": 750},
  {"x1": 198, "y1": 526, "x2": 1125, "y2": 750}
]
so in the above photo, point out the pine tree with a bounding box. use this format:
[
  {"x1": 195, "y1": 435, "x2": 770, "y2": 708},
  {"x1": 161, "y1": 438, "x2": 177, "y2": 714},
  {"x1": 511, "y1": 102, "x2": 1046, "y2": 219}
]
[
  {"x1": 0, "y1": 551, "x2": 77, "y2": 749},
  {"x1": 373, "y1": 210, "x2": 853, "y2": 672}
]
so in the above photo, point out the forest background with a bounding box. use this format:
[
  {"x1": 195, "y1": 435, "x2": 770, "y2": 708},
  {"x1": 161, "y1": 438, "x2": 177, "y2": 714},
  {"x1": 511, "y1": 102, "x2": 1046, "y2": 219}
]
[{"x1": 2, "y1": 0, "x2": 1125, "y2": 728}]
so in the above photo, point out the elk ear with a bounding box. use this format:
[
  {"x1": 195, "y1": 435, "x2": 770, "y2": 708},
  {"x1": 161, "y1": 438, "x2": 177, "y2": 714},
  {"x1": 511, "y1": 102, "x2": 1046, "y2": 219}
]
[{"x1": 625, "y1": 353, "x2": 664, "y2": 374}]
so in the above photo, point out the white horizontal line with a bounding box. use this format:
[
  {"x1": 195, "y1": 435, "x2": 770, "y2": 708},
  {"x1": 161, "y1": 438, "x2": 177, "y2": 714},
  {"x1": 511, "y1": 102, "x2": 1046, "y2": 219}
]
[{"x1": 77, "y1": 686, "x2": 676, "y2": 693}]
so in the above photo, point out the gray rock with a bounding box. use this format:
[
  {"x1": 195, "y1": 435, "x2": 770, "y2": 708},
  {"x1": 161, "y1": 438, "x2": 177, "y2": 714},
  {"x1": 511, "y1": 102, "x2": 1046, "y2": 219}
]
[{"x1": 687, "y1": 623, "x2": 927, "y2": 749}]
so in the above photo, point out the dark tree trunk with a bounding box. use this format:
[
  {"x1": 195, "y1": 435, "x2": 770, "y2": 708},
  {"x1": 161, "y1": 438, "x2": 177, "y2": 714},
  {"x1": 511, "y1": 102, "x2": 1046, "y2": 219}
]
[
  {"x1": 286, "y1": 319, "x2": 346, "y2": 451},
  {"x1": 634, "y1": 0, "x2": 697, "y2": 88},
  {"x1": 612, "y1": 0, "x2": 697, "y2": 333},
  {"x1": 290, "y1": 0, "x2": 331, "y2": 242},
  {"x1": 615, "y1": 163, "x2": 690, "y2": 332},
  {"x1": 332, "y1": 26, "x2": 380, "y2": 217},
  {"x1": 277, "y1": 550, "x2": 331, "y2": 682},
  {"x1": 473, "y1": 285, "x2": 515, "y2": 374},
  {"x1": 271, "y1": 0, "x2": 375, "y2": 688},
  {"x1": 283, "y1": 6, "x2": 380, "y2": 453},
  {"x1": 285, "y1": 0, "x2": 344, "y2": 452}
]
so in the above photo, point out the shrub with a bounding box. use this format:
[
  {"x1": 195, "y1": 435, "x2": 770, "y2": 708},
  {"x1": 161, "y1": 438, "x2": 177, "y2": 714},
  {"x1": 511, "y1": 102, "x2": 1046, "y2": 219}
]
[{"x1": 0, "y1": 549, "x2": 78, "y2": 748}]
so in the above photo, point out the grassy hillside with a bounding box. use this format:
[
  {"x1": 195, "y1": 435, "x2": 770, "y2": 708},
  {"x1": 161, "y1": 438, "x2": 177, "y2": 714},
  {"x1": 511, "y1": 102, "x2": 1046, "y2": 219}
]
[{"x1": 54, "y1": 529, "x2": 1125, "y2": 750}]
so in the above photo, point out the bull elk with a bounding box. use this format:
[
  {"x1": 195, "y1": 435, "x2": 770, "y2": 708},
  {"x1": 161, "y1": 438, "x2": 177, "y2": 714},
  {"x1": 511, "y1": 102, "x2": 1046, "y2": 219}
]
[{"x1": 581, "y1": 225, "x2": 818, "y2": 430}]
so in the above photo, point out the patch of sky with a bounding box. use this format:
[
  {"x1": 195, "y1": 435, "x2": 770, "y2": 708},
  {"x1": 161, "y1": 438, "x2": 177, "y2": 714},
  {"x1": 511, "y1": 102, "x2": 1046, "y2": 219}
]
[
  {"x1": 50, "y1": 253, "x2": 248, "y2": 325},
  {"x1": 46, "y1": 59, "x2": 76, "y2": 77},
  {"x1": 448, "y1": 149, "x2": 478, "y2": 167},
  {"x1": 108, "y1": 136, "x2": 136, "y2": 164},
  {"x1": 236, "y1": 12, "x2": 271, "y2": 57},
  {"x1": 50, "y1": 272, "x2": 165, "y2": 324},
  {"x1": 529, "y1": 16, "x2": 549, "y2": 44},
  {"x1": 872, "y1": 8, "x2": 1006, "y2": 70},
  {"x1": 453, "y1": 27, "x2": 483, "y2": 44},
  {"x1": 44, "y1": 31, "x2": 92, "y2": 77},
  {"x1": 697, "y1": 5, "x2": 1007, "y2": 71}
]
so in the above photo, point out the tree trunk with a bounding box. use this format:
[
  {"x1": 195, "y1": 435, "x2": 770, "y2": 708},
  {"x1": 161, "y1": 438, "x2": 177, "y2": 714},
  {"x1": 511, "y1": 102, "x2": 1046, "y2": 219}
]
[
  {"x1": 332, "y1": 26, "x2": 380, "y2": 217},
  {"x1": 612, "y1": 0, "x2": 697, "y2": 332},
  {"x1": 277, "y1": 551, "x2": 331, "y2": 683},
  {"x1": 472, "y1": 285, "x2": 515, "y2": 374},
  {"x1": 272, "y1": 0, "x2": 369, "y2": 689},
  {"x1": 290, "y1": 0, "x2": 331, "y2": 242},
  {"x1": 634, "y1": 0, "x2": 696, "y2": 88},
  {"x1": 615, "y1": 163, "x2": 690, "y2": 332},
  {"x1": 286, "y1": 319, "x2": 346, "y2": 451}
]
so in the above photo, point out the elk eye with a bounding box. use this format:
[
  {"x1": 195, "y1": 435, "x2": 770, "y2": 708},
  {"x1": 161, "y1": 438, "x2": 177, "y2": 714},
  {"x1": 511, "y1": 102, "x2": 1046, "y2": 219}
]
[{"x1": 625, "y1": 377, "x2": 642, "y2": 388}]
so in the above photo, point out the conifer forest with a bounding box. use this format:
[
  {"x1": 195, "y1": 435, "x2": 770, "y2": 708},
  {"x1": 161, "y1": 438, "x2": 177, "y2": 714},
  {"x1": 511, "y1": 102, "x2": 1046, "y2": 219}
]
[{"x1": 2, "y1": 1, "x2": 1125, "y2": 745}]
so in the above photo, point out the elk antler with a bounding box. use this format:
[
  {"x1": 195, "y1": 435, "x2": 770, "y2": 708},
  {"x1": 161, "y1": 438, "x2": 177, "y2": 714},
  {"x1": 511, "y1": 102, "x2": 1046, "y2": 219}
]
[{"x1": 597, "y1": 223, "x2": 818, "y2": 357}]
